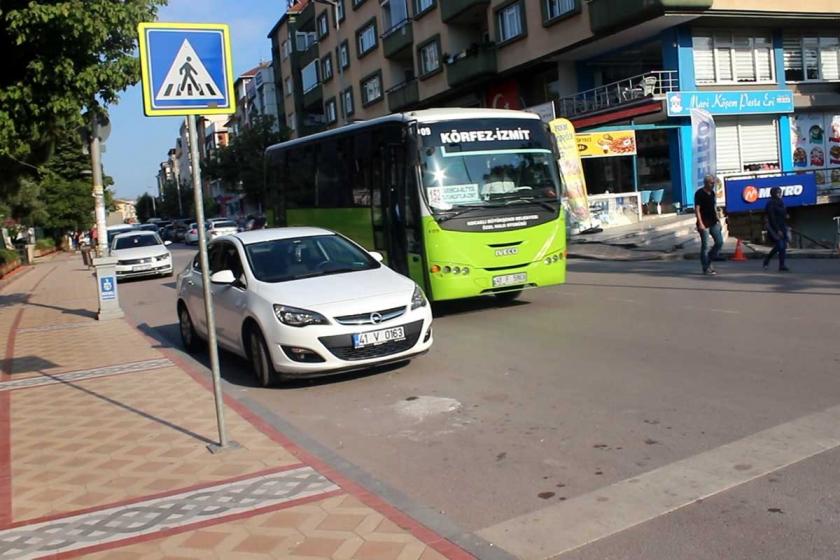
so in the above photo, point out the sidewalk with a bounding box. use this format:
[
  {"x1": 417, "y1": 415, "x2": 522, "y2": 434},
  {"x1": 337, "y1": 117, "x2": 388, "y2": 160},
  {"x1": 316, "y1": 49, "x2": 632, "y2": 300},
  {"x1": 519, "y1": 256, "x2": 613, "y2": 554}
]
[{"x1": 0, "y1": 254, "x2": 473, "y2": 560}]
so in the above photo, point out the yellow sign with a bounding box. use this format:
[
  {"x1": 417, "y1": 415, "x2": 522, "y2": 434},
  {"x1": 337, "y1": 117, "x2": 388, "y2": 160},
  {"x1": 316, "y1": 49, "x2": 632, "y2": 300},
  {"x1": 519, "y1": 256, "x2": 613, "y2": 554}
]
[
  {"x1": 137, "y1": 22, "x2": 236, "y2": 117},
  {"x1": 549, "y1": 118, "x2": 591, "y2": 231},
  {"x1": 577, "y1": 130, "x2": 637, "y2": 158}
]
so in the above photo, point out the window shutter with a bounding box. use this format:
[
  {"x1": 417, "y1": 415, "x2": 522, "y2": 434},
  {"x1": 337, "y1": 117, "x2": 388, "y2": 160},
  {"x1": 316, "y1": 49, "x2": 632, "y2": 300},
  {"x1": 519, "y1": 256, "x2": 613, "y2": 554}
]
[
  {"x1": 739, "y1": 117, "x2": 779, "y2": 166},
  {"x1": 716, "y1": 48, "x2": 733, "y2": 81},
  {"x1": 783, "y1": 34, "x2": 802, "y2": 71},
  {"x1": 820, "y1": 37, "x2": 840, "y2": 80},
  {"x1": 715, "y1": 121, "x2": 742, "y2": 175},
  {"x1": 693, "y1": 33, "x2": 715, "y2": 83},
  {"x1": 755, "y1": 47, "x2": 773, "y2": 81}
]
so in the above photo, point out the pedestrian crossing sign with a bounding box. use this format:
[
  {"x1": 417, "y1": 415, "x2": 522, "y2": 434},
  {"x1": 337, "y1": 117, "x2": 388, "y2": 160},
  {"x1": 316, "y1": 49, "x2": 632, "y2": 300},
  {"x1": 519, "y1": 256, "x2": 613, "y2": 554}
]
[{"x1": 137, "y1": 22, "x2": 235, "y2": 116}]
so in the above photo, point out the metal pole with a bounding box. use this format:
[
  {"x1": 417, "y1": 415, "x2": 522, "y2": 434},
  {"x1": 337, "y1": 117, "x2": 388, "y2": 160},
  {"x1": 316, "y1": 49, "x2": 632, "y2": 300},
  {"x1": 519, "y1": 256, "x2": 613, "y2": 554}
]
[
  {"x1": 171, "y1": 152, "x2": 183, "y2": 217},
  {"x1": 187, "y1": 114, "x2": 229, "y2": 449},
  {"x1": 151, "y1": 191, "x2": 157, "y2": 217},
  {"x1": 90, "y1": 114, "x2": 109, "y2": 257}
]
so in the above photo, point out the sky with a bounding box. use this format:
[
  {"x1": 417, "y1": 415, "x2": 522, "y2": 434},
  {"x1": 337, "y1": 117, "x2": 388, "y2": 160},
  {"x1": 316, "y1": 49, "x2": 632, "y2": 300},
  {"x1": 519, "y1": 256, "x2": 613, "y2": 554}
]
[{"x1": 104, "y1": 0, "x2": 288, "y2": 201}]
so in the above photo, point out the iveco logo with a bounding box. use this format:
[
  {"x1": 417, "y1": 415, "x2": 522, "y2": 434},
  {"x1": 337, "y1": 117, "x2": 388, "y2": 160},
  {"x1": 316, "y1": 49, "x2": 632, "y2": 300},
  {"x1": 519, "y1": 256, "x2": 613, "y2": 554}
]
[
  {"x1": 370, "y1": 312, "x2": 383, "y2": 324},
  {"x1": 495, "y1": 247, "x2": 519, "y2": 257}
]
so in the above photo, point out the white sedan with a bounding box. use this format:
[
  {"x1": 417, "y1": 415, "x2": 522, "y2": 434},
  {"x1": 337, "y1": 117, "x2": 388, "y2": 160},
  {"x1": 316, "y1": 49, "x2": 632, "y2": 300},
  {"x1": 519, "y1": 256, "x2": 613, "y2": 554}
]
[
  {"x1": 112, "y1": 231, "x2": 173, "y2": 280},
  {"x1": 175, "y1": 227, "x2": 433, "y2": 385}
]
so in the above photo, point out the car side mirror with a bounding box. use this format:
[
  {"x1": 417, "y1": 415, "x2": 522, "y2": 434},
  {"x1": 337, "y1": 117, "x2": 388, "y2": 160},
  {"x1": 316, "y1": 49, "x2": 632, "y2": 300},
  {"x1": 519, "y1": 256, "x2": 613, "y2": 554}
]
[
  {"x1": 210, "y1": 270, "x2": 236, "y2": 285},
  {"x1": 164, "y1": 240, "x2": 172, "y2": 246},
  {"x1": 369, "y1": 251, "x2": 384, "y2": 263}
]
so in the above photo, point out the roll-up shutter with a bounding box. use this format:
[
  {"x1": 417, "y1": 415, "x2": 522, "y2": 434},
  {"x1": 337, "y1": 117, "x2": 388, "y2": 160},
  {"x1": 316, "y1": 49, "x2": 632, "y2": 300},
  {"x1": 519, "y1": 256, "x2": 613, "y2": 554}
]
[
  {"x1": 714, "y1": 117, "x2": 779, "y2": 176},
  {"x1": 715, "y1": 120, "x2": 741, "y2": 175}
]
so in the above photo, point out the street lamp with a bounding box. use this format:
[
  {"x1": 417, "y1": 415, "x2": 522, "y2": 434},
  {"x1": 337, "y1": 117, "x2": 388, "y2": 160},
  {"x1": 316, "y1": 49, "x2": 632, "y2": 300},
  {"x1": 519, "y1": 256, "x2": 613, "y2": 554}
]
[{"x1": 314, "y1": 0, "x2": 345, "y2": 125}]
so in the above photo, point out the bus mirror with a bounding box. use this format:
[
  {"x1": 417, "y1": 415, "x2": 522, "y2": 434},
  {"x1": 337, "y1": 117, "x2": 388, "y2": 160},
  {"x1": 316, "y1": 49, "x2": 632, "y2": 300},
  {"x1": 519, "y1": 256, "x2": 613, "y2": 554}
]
[{"x1": 369, "y1": 251, "x2": 384, "y2": 263}]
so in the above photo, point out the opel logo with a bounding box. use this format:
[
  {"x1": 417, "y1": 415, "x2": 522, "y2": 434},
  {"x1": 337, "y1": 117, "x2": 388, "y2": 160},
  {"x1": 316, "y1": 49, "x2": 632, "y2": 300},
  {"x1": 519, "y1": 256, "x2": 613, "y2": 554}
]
[{"x1": 370, "y1": 312, "x2": 382, "y2": 324}]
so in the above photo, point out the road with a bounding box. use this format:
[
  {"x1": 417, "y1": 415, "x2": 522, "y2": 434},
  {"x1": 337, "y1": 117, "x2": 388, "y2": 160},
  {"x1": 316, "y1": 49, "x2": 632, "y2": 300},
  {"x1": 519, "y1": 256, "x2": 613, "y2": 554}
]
[{"x1": 119, "y1": 245, "x2": 840, "y2": 559}]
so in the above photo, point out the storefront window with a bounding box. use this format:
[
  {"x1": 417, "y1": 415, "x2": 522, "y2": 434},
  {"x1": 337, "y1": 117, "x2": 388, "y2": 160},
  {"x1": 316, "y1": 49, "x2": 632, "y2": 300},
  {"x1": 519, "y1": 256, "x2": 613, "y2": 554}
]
[
  {"x1": 715, "y1": 117, "x2": 780, "y2": 176},
  {"x1": 784, "y1": 33, "x2": 840, "y2": 82}
]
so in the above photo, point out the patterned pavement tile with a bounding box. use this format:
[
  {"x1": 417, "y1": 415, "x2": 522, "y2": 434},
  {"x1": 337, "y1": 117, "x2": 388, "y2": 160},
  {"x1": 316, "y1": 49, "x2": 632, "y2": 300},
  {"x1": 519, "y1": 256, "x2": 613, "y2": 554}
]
[
  {"x1": 11, "y1": 368, "x2": 300, "y2": 521},
  {"x1": 0, "y1": 358, "x2": 172, "y2": 391},
  {"x1": 0, "y1": 467, "x2": 339, "y2": 560}
]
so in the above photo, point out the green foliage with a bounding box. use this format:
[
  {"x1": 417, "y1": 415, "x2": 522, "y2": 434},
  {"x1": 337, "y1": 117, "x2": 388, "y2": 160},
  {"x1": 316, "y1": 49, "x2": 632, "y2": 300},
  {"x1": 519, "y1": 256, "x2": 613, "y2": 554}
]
[
  {"x1": 203, "y1": 115, "x2": 287, "y2": 202},
  {"x1": 0, "y1": 248, "x2": 19, "y2": 264},
  {"x1": 35, "y1": 238, "x2": 55, "y2": 250},
  {"x1": 157, "y1": 179, "x2": 192, "y2": 219},
  {"x1": 0, "y1": 0, "x2": 166, "y2": 194},
  {"x1": 135, "y1": 192, "x2": 156, "y2": 223}
]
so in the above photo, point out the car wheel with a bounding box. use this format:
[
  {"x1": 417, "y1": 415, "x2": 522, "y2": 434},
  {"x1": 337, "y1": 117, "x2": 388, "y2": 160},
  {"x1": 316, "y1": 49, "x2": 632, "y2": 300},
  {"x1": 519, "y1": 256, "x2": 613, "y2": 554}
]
[
  {"x1": 179, "y1": 305, "x2": 200, "y2": 353},
  {"x1": 494, "y1": 290, "x2": 522, "y2": 304},
  {"x1": 248, "y1": 329, "x2": 277, "y2": 388}
]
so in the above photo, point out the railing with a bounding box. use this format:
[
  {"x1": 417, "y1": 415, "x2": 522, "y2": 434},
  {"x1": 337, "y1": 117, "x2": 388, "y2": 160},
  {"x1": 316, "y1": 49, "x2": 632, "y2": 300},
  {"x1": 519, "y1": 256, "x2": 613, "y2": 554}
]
[{"x1": 558, "y1": 70, "x2": 678, "y2": 118}]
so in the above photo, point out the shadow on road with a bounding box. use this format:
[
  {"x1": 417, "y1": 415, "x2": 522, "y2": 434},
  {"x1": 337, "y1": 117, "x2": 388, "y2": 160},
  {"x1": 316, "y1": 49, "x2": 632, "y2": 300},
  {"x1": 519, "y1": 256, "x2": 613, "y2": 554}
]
[{"x1": 432, "y1": 295, "x2": 529, "y2": 317}]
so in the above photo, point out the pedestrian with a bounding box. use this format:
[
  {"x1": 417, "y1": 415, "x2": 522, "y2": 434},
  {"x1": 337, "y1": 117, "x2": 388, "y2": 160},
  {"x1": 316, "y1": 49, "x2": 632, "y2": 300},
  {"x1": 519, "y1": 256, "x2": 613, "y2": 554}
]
[
  {"x1": 694, "y1": 175, "x2": 724, "y2": 275},
  {"x1": 763, "y1": 186, "x2": 790, "y2": 272}
]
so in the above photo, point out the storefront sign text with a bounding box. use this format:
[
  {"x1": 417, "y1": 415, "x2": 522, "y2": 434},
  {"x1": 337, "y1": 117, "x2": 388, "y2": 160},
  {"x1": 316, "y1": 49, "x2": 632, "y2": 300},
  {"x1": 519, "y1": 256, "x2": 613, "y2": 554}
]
[
  {"x1": 725, "y1": 174, "x2": 817, "y2": 213},
  {"x1": 576, "y1": 130, "x2": 637, "y2": 158},
  {"x1": 666, "y1": 90, "x2": 794, "y2": 117}
]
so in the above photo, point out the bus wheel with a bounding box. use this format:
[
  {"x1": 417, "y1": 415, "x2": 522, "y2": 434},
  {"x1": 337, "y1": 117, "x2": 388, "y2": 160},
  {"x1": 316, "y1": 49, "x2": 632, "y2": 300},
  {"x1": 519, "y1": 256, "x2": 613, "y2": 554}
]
[{"x1": 494, "y1": 290, "x2": 522, "y2": 304}]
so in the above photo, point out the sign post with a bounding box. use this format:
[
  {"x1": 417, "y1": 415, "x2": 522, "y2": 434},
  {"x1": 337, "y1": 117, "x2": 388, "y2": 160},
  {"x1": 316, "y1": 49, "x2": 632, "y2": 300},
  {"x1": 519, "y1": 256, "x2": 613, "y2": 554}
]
[{"x1": 138, "y1": 22, "x2": 236, "y2": 451}]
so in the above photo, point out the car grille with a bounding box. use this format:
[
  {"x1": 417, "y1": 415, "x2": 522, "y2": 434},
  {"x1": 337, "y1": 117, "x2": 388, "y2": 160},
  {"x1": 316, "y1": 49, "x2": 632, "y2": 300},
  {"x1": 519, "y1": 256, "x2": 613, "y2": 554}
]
[
  {"x1": 119, "y1": 257, "x2": 152, "y2": 265},
  {"x1": 334, "y1": 306, "x2": 406, "y2": 326},
  {"x1": 319, "y1": 320, "x2": 424, "y2": 361}
]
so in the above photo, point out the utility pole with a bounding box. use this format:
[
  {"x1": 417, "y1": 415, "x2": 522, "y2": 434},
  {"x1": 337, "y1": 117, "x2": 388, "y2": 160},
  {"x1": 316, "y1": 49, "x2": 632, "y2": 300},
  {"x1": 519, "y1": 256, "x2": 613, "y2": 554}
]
[
  {"x1": 90, "y1": 112, "x2": 109, "y2": 258},
  {"x1": 170, "y1": 149, "x2": 183, "y2": 217}
]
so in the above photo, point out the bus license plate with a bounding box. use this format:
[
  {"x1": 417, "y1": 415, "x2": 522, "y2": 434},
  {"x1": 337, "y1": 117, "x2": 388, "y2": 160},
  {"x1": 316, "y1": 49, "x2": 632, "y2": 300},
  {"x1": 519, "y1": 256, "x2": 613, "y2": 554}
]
[
  {"x1": 353, "y1": 327, "x2": 405, "y2": 349},
  {"x1": 493, "y1": 272, "x2": 527, "y2": 288}
]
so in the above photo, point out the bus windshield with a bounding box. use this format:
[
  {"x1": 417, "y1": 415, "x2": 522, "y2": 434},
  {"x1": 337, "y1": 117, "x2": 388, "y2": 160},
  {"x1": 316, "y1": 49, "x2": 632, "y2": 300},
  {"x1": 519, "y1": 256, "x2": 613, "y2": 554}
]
[{"x1": 418, "y1": 118, "x2": 561, "y2": 213}]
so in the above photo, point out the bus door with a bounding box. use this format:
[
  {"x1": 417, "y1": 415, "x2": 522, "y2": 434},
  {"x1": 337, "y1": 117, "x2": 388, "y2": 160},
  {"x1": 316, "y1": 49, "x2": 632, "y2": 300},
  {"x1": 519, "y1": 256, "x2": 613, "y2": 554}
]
[{"x1": 379, "y1": 143, "x2": 409, "y2": 277}]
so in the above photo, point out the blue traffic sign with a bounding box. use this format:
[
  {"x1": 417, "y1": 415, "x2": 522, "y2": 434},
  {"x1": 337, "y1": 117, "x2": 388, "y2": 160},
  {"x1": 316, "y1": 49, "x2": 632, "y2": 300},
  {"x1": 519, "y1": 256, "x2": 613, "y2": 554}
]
[
  {"x1": 137, "y1": 22, "x2": 235, "y2": 116},
  {"x1": 99, "y1": 276, "x2": 116, "y2": 301}
]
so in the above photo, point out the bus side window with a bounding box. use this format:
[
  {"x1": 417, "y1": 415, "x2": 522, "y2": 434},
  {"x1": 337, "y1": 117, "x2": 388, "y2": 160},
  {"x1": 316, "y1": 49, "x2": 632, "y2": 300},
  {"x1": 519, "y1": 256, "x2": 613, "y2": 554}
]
[
  {"x1": 317, "y1": 140, "x2": 341, "y2": 208},
  {"x1": 287, "y1": 146, "x2": 315, "y2": 208}
]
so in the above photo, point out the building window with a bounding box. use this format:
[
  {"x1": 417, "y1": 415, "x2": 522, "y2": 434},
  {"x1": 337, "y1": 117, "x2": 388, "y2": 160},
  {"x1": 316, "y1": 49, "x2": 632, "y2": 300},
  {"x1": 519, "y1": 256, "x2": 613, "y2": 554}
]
[
  {"x1": 325, "y1": 98, "x2": 338, "y2": 124},
  {"x1": 288, "y1": 112, "x2": 296, "y2": 131},
  {"x1": 784, "y1": 33, "x2": 840, "y2": 82},
  {"x1": 338, "y1": 40, "x2": 350, "y2": 69},
  {"x1": 321, "y1": 53, "x2": 334, "y2": 82},
  {"x1": 382, "y1": 0, "x2": 409, "y2": 33},
  {"x1": 336, "y1": 0, "x2": 345, "y2": 23},
  {"x1": 317, "y1": 12, "x2": 329, "y2": 39},
  {"x1": 353, "y1": 0, "x2": 366, "y2": 8},
  {"x1": 715, "y1": 117, "x2": 780, "y2": 176},
  {"x1": 301, "y1": 60, "x2": 319, "y2": 94},
  {"x1": 415, "y1": 0, "x2": 435, "y2": 17},
  {"x1": 281, "y1": 40, "x2": 291, "y2": 60},
  {"x1": 356, "y1": 19, "x2": 378, "y2": 57},
  {"x1": 285, "y1": 76, "x2": 293, "y2": 96},
  {"x1": 418, "y1": 36, "x2": 441, "y2": 78},
  {"x1": 544, "y1": 0, "x2": 576, "y2": 22},
  {"x1": 497, "y1": 1, "x2": 525, "y2": 44},
  {"x1": 295, "y1": 31, "x2": 317, "y2": 52},
  {"x1": 361, "y1": 71, "x2": 383, "y2": 106},
  {"x1": 342, "y1": 87, "x2": 355, "y2": 117},
  {"x1": 693, "y1": 31, "x2": 774, "y2": 84}
]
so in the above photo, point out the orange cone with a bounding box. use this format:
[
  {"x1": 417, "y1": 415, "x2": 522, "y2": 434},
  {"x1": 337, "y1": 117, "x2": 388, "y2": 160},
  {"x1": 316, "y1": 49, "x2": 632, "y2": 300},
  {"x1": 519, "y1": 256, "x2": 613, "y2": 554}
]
[{"x1": 730, "y1": 239, "x2": 748, "y2": 262}]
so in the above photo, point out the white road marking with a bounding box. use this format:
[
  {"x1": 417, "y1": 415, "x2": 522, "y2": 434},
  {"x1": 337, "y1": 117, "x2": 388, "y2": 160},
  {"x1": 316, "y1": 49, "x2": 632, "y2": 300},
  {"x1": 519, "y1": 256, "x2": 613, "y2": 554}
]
[
  {"x1": 477, "y1": 402, "x2": 840, "y2": 560},
  {"x1": 681, "y1": 305, "x2": 740, "y2": 315}
]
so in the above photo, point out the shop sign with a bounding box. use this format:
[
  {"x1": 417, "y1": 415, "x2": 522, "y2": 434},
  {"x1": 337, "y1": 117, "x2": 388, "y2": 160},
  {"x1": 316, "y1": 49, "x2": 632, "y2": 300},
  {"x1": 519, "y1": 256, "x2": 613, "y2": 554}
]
[
  {"x1": 725, "y1": 174, "x2": 817, "y2": 213},
  {"x1": 666, "y1": 90, "x2": 794, "y2": 117},
  {"x1": 549, "y1": 118, "x2": 592, "y2": 232},
  {"x1": 790, "y1": 112, "x2": 840, "y2": 187},
  {"x1": 524, "y1": 101, "x2": 556, "y2": 123},
  {"x1": 690, "y1": 108, "x2": 717, "y2": 193},
  {"x1": 576, "y1": 130, "x2": 637, "y2": 158}
]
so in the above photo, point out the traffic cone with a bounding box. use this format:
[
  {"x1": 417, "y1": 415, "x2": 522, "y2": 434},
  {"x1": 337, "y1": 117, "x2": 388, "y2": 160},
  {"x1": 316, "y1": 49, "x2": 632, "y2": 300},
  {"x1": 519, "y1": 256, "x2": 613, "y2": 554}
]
[{"x1": 730, "y1": 239, "x2": 748, "y2": 262}]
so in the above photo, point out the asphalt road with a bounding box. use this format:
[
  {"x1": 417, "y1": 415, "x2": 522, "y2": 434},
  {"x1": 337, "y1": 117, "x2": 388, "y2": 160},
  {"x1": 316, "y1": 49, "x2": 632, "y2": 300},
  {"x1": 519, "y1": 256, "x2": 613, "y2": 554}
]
[{"x1": 118, "y1": 245, "x2": 840, "y2": 560}]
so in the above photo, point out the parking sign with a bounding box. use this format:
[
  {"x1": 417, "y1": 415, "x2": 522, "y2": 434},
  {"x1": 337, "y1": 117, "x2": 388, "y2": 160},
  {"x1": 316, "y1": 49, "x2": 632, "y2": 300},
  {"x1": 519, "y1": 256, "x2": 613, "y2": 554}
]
[{"x1": 137, "y1": 22, "x2": 235, "y2": 116}]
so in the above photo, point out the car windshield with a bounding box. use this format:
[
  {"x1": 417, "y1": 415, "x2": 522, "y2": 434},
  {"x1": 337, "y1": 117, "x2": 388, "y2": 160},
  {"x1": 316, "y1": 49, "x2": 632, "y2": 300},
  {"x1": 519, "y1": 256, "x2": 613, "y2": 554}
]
[
  {"x1": 245, "y1": 234, "x2": 379, "y2": 283},
  {"x1": 114, "y1": 234, "x2": 162, "y2": 250},
  {"x1": 418, "y1": 118, "x2": 562, "y2": 213}
]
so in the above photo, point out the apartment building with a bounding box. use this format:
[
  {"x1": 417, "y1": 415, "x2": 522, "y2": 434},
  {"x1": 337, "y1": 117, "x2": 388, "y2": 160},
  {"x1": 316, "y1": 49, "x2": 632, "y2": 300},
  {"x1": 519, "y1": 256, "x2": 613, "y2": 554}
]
[{"x1": 269, "y1": 0, "x2": 840, "y2": 218}]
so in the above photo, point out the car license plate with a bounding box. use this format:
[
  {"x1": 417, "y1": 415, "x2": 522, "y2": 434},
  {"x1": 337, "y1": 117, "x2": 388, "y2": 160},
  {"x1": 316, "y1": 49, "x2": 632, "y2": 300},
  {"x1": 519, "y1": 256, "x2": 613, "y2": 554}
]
[
  {"x1": 493, "y1": 272, "x2": 527, "y2": 288},
  {"x1": 132, "y1": 264, "x2": 152, "y2": 272},
  {"x1": 353, "y1": 326, "x2": 405, "y2": 349}
]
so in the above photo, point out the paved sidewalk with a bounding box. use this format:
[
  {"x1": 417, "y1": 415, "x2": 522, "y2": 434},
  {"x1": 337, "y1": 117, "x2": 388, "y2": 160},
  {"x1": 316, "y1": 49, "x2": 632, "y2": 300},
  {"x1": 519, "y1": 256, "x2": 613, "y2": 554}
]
[{"x1": 0, "y1": 254, "x2": 473, "y2": 560}]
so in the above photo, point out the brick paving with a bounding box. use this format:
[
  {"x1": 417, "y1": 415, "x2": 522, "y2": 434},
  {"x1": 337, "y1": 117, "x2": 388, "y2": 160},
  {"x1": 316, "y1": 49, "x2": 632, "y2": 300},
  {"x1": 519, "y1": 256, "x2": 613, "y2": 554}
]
[{"x1": 0, "y1": 254, "x2": 473, "y2": 560}]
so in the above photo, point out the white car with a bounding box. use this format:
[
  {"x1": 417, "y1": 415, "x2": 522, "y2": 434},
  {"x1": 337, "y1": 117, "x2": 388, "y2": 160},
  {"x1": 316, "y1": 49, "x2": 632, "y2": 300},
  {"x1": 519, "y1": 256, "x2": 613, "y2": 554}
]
[
  {"x1": 184, "y1": 223, "x2": 200, "y2": 245},
  {"x1": 112, "y1": 231, "x2": 173, "y2": 280},
  {"x1": 207, "y1": 219, "x2": 239, "y2": 239},
  {"x1": 175, "y1": 227, "x2": 433, "y2": 385}
]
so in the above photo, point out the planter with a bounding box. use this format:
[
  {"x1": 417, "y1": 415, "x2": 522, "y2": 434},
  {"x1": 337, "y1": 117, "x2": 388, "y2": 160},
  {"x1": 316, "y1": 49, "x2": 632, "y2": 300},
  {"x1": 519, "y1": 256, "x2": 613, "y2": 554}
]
[
  {"x1": 0, "y1": 260, "x2": 21, "y2": 278},
  {"x1": 34, "y1": 248, "x2": 58, "y2": 258}
]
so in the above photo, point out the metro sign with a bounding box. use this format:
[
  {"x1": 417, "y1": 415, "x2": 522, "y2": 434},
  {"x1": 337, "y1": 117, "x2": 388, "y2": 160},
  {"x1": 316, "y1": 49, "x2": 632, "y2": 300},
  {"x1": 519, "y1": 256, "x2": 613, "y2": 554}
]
[{"x1": 726, "y1": 175, "x2": 817, "y2": 213}]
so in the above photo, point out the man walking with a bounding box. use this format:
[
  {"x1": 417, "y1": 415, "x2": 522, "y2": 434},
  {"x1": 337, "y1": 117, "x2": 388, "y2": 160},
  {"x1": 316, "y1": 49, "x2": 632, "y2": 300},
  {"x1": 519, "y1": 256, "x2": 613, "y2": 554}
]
[
  {"x1": 762, "y1": 186, "x2": 790, "y2": 272},
  {"x1": 695, "y1": 175, "x2": 724, "y2": 275}
]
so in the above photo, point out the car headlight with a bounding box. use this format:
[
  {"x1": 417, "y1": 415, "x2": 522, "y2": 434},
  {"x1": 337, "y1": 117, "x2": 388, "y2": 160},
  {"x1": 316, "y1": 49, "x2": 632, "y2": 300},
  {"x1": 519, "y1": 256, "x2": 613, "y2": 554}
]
[
  {"x1": 411, "y1": 285, "x2": 427, "y2": 310},
  {"x1": 273, "y1": 304, "x2": 329, "y2": 327}
]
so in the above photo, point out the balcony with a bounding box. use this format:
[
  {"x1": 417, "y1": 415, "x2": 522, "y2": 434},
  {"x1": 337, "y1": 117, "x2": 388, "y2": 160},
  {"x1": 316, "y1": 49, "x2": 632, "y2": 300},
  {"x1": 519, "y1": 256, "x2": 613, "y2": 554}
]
[
  {"x1": 387, "y1": 80, "x2": 419, "y2": 112},
  {"x1": 589, "y1": 0, "x2": 712, "y2": 33},
  {"x1": 382, "y1": 20, "x2": 413, "y2": 59},
  {"x1": 441, "y1": 0, "x2": 490, "y2": 24},
  {"x1": 303, "y1": 84, "x2": 323, "y2": 110},
  {"x1": 298, "y1": 42, "x2": 319, "y2": 68},
  {"x1": 557, "y1": 70, "x2": 678, "y2": 118},
  {"x1": 446, "y1": 44, "x2": 497, "y2": 88}
]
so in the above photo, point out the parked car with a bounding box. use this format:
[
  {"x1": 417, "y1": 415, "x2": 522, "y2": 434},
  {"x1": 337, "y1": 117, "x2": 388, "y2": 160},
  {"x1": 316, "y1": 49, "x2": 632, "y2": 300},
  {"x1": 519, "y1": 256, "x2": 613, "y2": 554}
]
[
  {"x1": 106, "y1": 225, "x2": 135, "y2": 247},
  {"x1": 172, "y1": 220, "x2": 192, "y2": 242},
  {"x1": 184, "y1": 223, "x2": 200, "y2": 245},
  {"x1": 176, "y1": 227, "x2": 433, "y2": 385},
  {"x1": 207, "y1": 219, "x2": 238, "y2": 239},
  {"x1": 112, "y1": 231, "x2": 173, "y2": 280}
]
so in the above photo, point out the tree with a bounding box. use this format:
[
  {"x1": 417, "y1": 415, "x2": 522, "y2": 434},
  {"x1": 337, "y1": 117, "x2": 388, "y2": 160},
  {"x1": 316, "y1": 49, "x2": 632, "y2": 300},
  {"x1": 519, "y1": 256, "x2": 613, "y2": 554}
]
[
  {"x1": 204, "y1": 114, "x2": 286, "y2": 203},
  {"x1": 0, "y1": 0, "x2": 166, "y2": 195},
  {"x1": 136, "y1": 193, "x2": 156, "y2": 223}
]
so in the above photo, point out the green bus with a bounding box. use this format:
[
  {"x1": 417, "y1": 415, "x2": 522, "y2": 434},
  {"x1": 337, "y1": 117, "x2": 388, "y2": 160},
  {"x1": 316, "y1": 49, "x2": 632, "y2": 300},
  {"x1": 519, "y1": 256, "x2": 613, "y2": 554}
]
[{"x1": 264, "y1": 108, "x2": 566, "y2": 302}]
